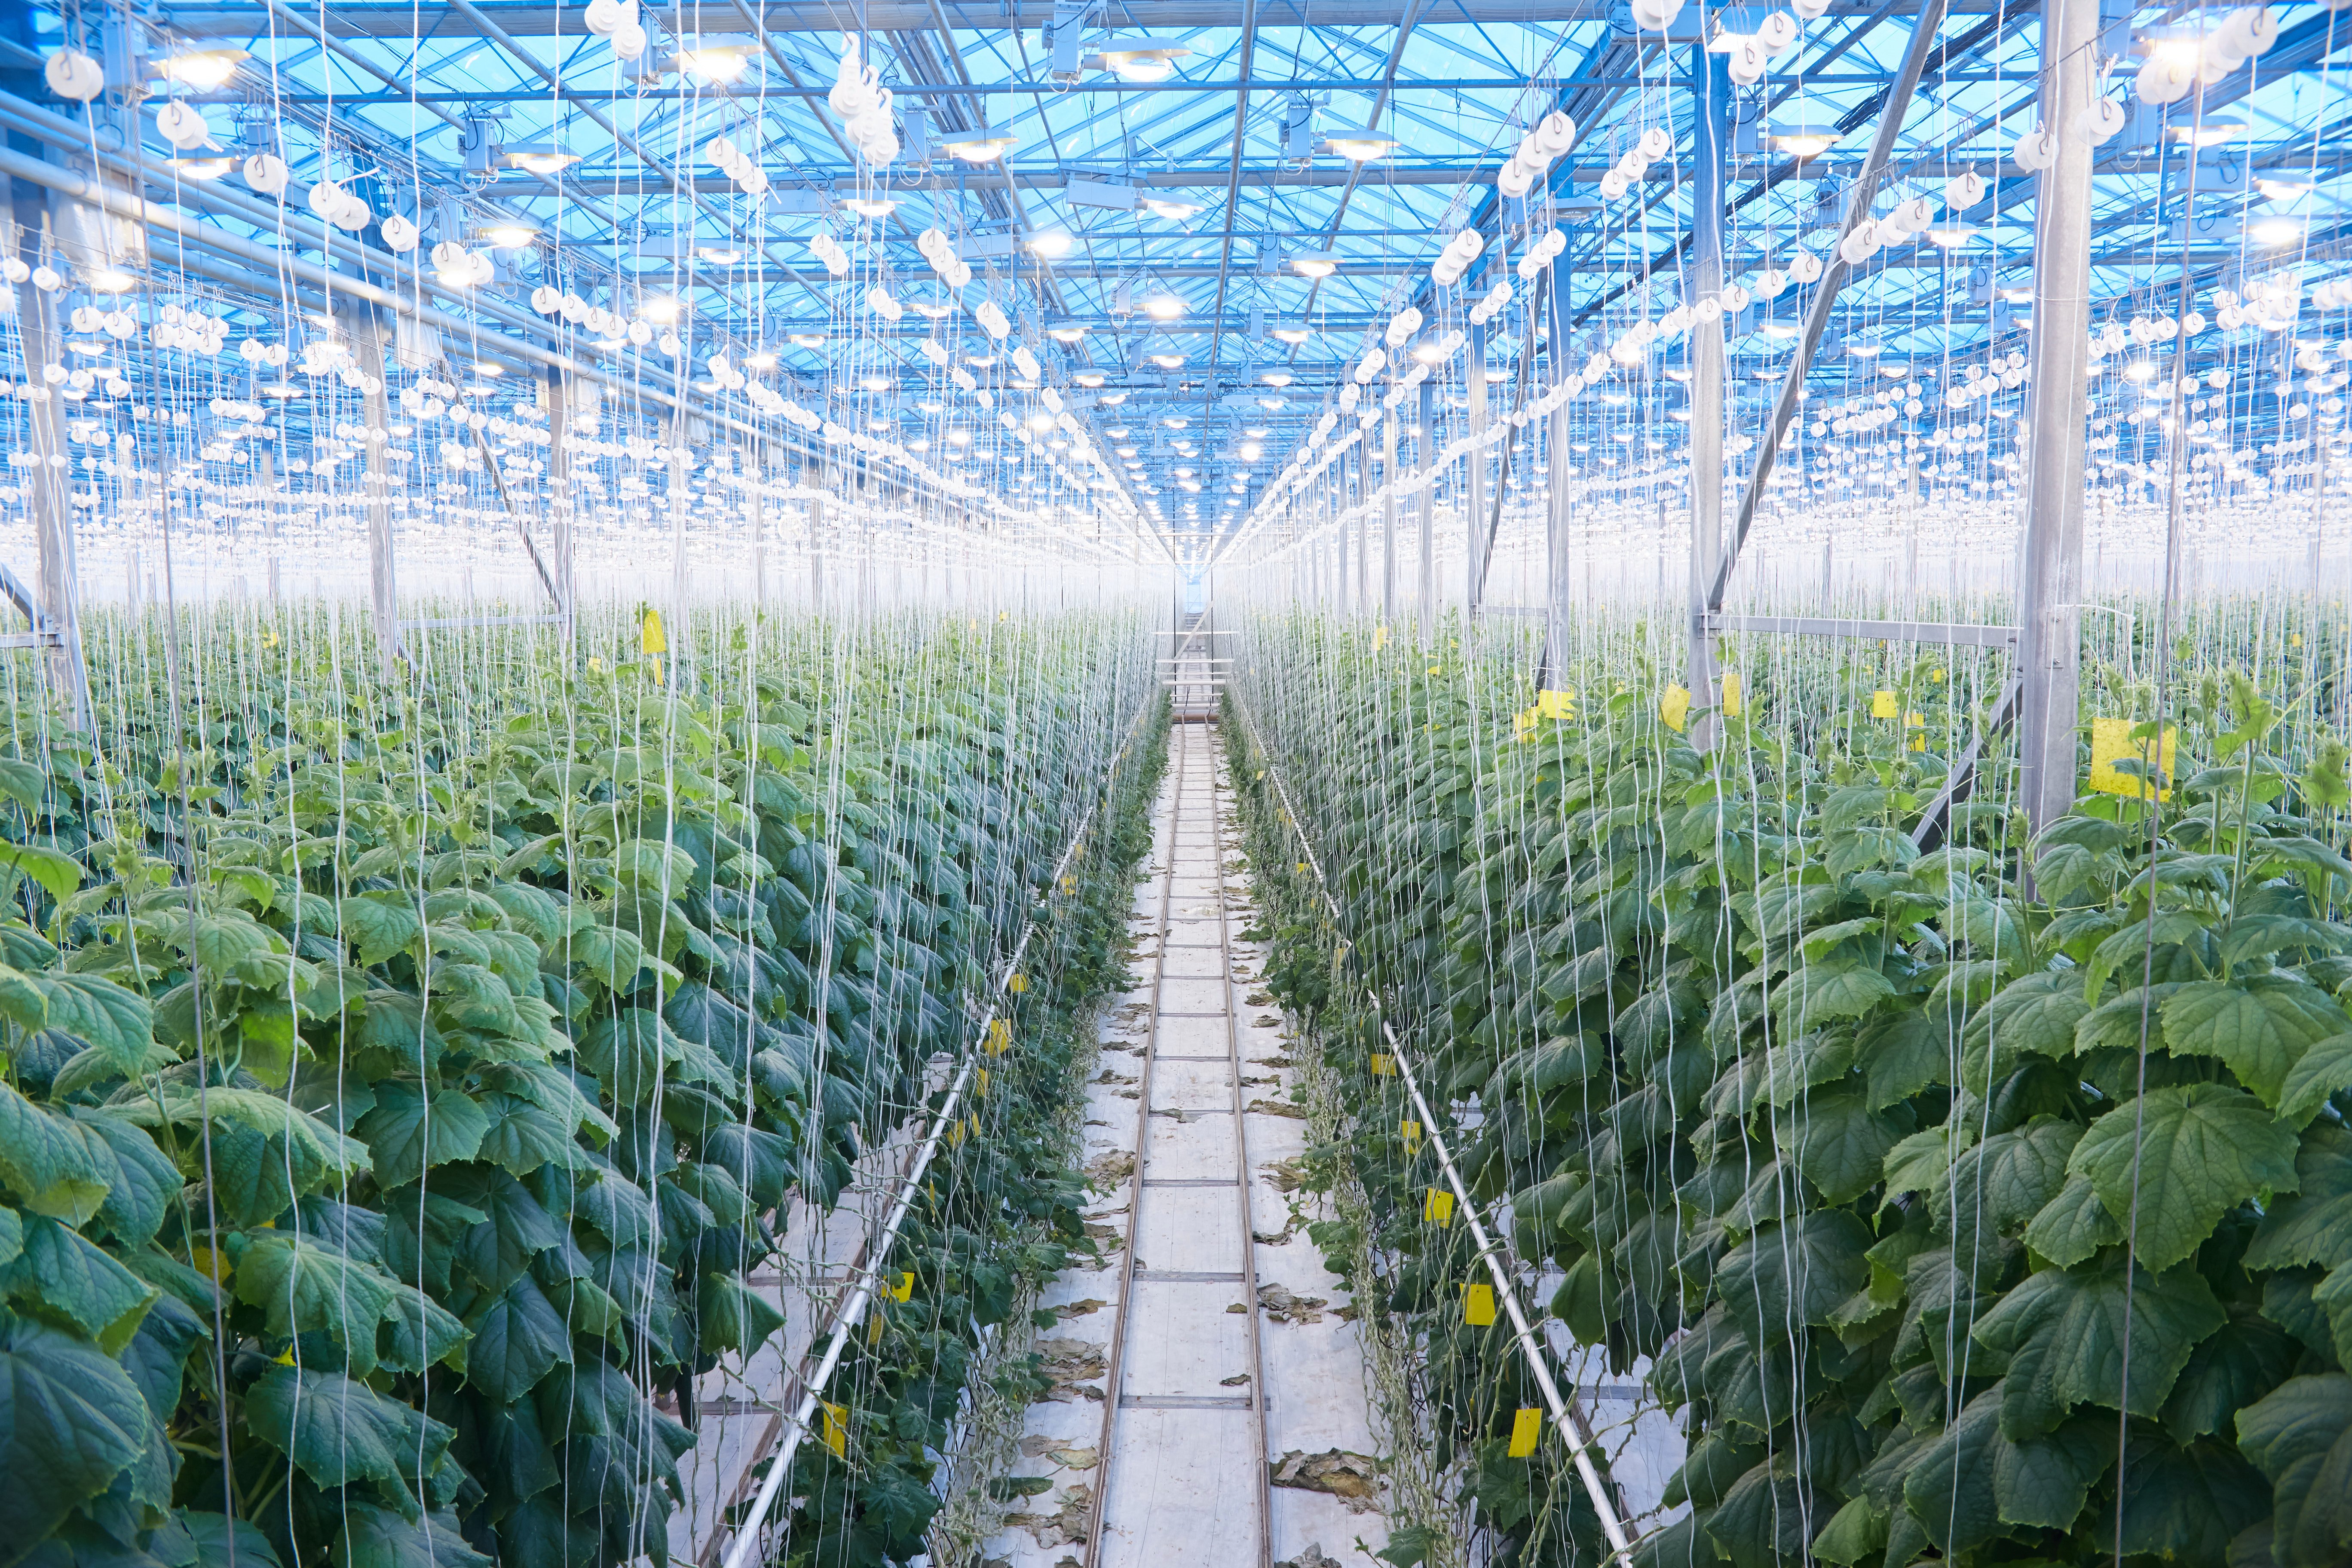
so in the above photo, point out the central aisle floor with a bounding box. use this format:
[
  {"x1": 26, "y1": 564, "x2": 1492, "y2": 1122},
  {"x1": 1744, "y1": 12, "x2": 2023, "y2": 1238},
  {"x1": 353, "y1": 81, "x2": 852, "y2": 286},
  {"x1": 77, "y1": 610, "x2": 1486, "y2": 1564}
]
[{"x1": 980, "y1": 719, "x2": 1389, "y2": 1568}]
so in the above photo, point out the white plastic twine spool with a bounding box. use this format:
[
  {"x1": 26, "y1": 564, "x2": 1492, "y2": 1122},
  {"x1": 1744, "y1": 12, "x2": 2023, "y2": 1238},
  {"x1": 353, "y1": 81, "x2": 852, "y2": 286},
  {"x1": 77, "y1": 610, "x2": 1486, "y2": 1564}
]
[
  {"x1": 1947, "y1": 168, "x2": 1987, "y2": 207},
  {"x1": 156, "y1": 100, "x2": 213, "y2": 151},
  {"x1": 2136, "y1": 52, "x2": 2196, "y2": 104},
  {"x1": 1727, "y1": 37, "x2": 1767, "y2": 84},
  {"x1": 379, "y1": 212, "x2": 420, "y2": 251},
  {"x1": 2073, "y1": 95, "x2": 2126, "y2": 144},
  {"x1": 1756, "y1": 9, "x2": 1800, "y2": 53},
  {"x1": 1497, "y1": 159, "x2": 1535, "y2": 198},
  {"x1": 44, "y1": 48, "x2": 102, "y2": 101},
  {"x1": 2011, "y1": 125, "x2": 2056, "y2": 172},
  {"x1": 707, "y1": 135, "x2": 741, "y2": 172},
  {"x1": 1787, "y1": 249, "x2": 1823, "y2": 282},
  {"x1": 612, "y1": 20, "x2": 647, "y2": 60},
  {"x1": 242, "y1": 153, "x2": 290, "y2": 195},
  {"x1": 531, "y1": 284, "x2": 563, "y2": 314},
  {"x1": 584, "y1": 0, "x2": 633, "y2": 36},
  {"x1": 1534, "y1": 110, "x2": 1577, "y2": 158},
  {"x1": 1628, "y1": 0, "x2": 1684, "y2": 31},
  {"x1": 1638, "y1": 126, "x2": 1671, "y2": 161},
  {"x1": 1890, "y1": 195, "x2": 1936, "y2": 233},
  {"x1": 1599, "y1": 167, "x2": 1629, "y2": 200},
  {"x1": 308, "y1": 180, "x2": 348, "y2": 220},
  {"x1": 332, "y1": 191, "x2": 372, "y2": 231}
]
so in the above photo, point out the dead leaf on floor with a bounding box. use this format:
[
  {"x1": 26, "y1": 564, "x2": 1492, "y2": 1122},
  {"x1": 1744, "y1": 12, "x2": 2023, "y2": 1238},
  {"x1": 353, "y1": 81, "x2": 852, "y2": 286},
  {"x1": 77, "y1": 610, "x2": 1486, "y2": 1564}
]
[
  {"x1": 1247, "y1": 1098, "x2": 1308, "y2": 1120},
  {"x1": 1005, "y1": 1482, "x2": 1096, "y2": 1547},
  {"x1": 1115, "y1": 1089, "x2": 1142, "y2": 1099},
  {"x1": 1246, "y1": 991, "x2": 1274, "y2": 1006},
  {"x1": 1254, "y1": 1056, "x2": 1297, "y2": 1070},
  {"x1": 1333, "y1": 1303, "x2": 1360, "y2": 1322},
  {"x1": 1225, "y1": 1302, "x2": 1246, "y2": 1314},
  {"x1": 1277, "y1": 1545, "x2": 1344, "y2": 1568},
  {"x1": 1269, "y1": 1450, "x2": 1384, "y2": 1513},
  {"x1": 1253, "y1": 1014, "x2": 1282, "y2": 1028},
  {"x1": 1085, "y1": 1151, "x2": 1136, "y2": 1186},
  {"x1": 1258, "y1": 1283, "x2": 1329, "y2": 1324},
  {"x1": 1262, "y1": 1157, "x2": 1310, "y2": 1192},
  {"x1": 1081, "y1": 1222, "x2": 1124, "y2": 1249},
  {"x1": 1220, "y1": 1373, "x2": 1251, "y2": 1387},
  {"x1": 1242, "y1": 1074, "x2": 1279, "y2": 1087},
  {"x1": 1048, "y1": 1298, "x2": 1109, "y2": 1322},
  {"x1": 1253, "y1": 1219, "x2": 1298, "y2": 1246},
  {"x1": 1093, "y1": 1068, "x2": 1139, "y2": 1086}
]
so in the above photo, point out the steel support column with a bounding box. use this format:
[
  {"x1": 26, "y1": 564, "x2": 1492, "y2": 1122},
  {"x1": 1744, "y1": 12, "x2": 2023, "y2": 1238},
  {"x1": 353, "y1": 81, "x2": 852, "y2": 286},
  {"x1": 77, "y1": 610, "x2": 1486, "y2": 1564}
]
[
  {"x1": 14, "y1": 226, "x2": 86, "y2": 728},
  {"x1": 1418, "y1": 378, "x2": 1436, "y2": 640},
  {"x1": 356, "y1": 305, "x2": 403, "y2": 680},
  {"x1": 1543, "y1": 254, "x2": 1575, "y2": 687},
  {"x1": 1465, "y1": 321, "x2": 1491, "y2": 620},
  {"x1": 2018, "y1": 0, "x2": 2098, "y2": 834},
  {"x1": 544, "y1": 367, "x2": 575, "y2": 631},
  {"x1": 1687, "y1": 26, "x2": 1732, "y2": 744},
  {"x1": 1382, "y1": 403, "x2": 1399, "y2": 622}
]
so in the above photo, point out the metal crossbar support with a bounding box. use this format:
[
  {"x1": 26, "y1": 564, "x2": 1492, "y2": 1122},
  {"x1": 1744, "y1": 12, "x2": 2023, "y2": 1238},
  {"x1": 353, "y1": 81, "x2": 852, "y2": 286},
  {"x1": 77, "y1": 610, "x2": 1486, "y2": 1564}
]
[
  {"x1": 1702, "y1": 614, "x2": 2021, "y2": 649},
  {"x1": 1703, "y1": 0, "x2": 1951, "y2": 619},
  {"x1": 715, "y1": 687, "x2": 1161, "y2": 1568},
  {"x1": 1911, "y1": 674, "x2": 2024, "y2": 851},
  {"x1": 1225, "y1": 685, "x2": 1638, "y2": 1568}
]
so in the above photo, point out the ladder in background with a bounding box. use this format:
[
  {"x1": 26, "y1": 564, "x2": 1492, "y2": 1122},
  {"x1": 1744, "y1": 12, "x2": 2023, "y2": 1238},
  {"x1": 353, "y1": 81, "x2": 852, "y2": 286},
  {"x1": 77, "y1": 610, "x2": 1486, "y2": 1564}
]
[{"x1": 1160, "y1": 609, "x2": 1230, "y2": 722}]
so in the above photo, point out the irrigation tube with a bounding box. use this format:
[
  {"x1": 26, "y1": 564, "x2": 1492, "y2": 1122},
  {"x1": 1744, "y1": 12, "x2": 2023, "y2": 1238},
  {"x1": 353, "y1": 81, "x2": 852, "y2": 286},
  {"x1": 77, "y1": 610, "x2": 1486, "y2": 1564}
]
[
  {"x1": 1224, "y1": 683, "x2": 1641, "y2": 1568},
  {"x1": 716, "y1": 685, "x2": 1162, "y2": 1568}
]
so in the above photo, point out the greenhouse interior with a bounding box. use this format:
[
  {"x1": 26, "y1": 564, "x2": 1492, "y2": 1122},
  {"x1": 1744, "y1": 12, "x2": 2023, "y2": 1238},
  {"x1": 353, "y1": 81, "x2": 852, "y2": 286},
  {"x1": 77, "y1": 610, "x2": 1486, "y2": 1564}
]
[{"x1": 0, "y1": 0, "x2": 2350, "y2": 1565}]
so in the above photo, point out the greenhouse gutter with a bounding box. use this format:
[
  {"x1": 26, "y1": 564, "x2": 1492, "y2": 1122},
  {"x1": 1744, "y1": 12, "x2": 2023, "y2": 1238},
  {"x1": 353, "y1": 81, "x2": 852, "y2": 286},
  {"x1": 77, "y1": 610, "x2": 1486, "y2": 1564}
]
[
  {"x1": 714, "y1": 683, "x2": 1164, "y2": 1568},
  {"x1": 1224, "y1": 684, "x2": 1641, "y2": 1568}
]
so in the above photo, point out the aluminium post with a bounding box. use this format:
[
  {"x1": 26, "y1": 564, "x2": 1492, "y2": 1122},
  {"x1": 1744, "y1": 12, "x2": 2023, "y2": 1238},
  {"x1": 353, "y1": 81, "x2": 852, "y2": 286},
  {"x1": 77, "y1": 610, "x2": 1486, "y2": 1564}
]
[
  {"x1": 355, "y1": 304, "x2": 403, "y2": 682},
  {"x1": 13, "y1": 218, "x2": 86, "y2": 728},
  {"x1": 1465, "y1": 319, "x2": 1490, "y2": 620},
  {"x1": 1418, "y1": 377, "x2": 1436, "y2": 641},
  {"x1": 1543, "y1": 233, "x2": 1574, "y2": 689},
  {"x1": 2017, "y1": 0, "x2": 2097, "y2": 836},
  {"x1": 1687, "y1": 25, "x2": 1733, "y2": 747},
  {"x1": 1382, "y1": 400, "x2": 1398, "y2": 622}
]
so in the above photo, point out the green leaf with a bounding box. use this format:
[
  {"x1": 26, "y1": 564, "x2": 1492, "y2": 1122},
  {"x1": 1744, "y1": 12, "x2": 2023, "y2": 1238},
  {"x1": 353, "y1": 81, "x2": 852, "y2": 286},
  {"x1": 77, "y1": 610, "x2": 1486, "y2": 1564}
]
[
  {"x1": 1880, "y1": 1127, "x2": 1953, "y2": 1201},
  {"x1": 1811, "y1": 1497, "x2": 1888, "y2": 1566},
  {"x1": 0, "y1": 1214, "x2": 155, "y2": 1353},
  {"x1": 1718, "y1": 1211, "x2": 1871, "y2": 1332},
  {"x1": 2104, "y1": 1431, "x2": 2271, "y2": 1568},
  {"x1": 357, "y1": 1082, "x2": 490, "y2": 1186},
  {"x1": 0, "y1": 1308, "x2": 159, "y2": 1565},
  {"x1": 29, "y1": 973, "x2": 155, "y2": 1079},
  {"x1": 465, "y1": 1275, "x2": 573, "y2": 1403},
  {"x1": 0, "y1": 1081, "x2": 112, "y2": 1225},
  {"x1": 2223, "y1": 914, "x2": 2352, "y2": 966},
  {"x1": 245, "y1": 1363, "x2": 455, "y2": 1493},
  {"x1": 1901, "y1": 1386, "x2": 2112, "y2": 1550},
  {"x1": 2023, "y1": 1174, "x2": 2124, "y2": 1268},
  {"x1": 2247, "y1": 1125, "x2": 2352, "y2": 1272},
  {"x1": 2070, "y1": 1083, "x2": 2302, "y2": 1270},
  {"x1": 341, "y1": 894, "x2": 424, "y2": 966},
  {"x1": 0, "y1": 842, "x2": 81, "y2": 905},
  {"x1": 2279, "y1": 1032, "x2": 2352, "y2": 1126},
  {"x1": 2162, "y1": 1306, "x2": 2302, "y2": 1442},
  {"x1": 379, "y1": 1286, "x2": 469, "y2": 1375},
  {"x1": 334, "y1": 1501, "x2": 494, "y2": 1568},
  {"x1": 0, "y1": 757, "x2": 49, "y2": 810},
  {"x1": 234, "y1": 1233, "x2": 400, "y2": 1376},
  {"x1": 1792, "y1": 960, "x2": 1896, "y2": 1028},
  {"x1": 569, "y1": 923, "x2": 648, "y2": 992},
  {"x1": 1856, "y1": 1009, "x2": 1957, "y2": 1109},
  {"x1": 1972, "y1": 1255, "x2": 2226, "y2": 1437},
  {"x1": 2162, "y1": 978, "x2": 2349, "y2": 1109},
  {"x1": 1775, "y1": 1086, "x2": 1907, "y2": 1204},
  {"x1": 1971, "y1": 970, "x2": 2091, "y2": 1058},
  {"x1": 1937, "y1": 1116, "x2": 2084, "y2": 1237},
  {"x1": 122, "y1": 1085, "x2": 369, "y2": 1180},
  {"x1": 2235, "y1": 1374, "x2": 2352, "y2": 1568}
]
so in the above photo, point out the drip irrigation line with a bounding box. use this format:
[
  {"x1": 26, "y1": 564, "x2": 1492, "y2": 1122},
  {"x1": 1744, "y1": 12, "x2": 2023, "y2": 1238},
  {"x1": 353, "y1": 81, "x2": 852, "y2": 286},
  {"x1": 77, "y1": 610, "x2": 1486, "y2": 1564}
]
[
  {"x1": 1222, "y1": 679, "x2": 1640, "y2": 1568},
  {"x1": 716, "y1": 682, "x2": 1162, "y2": 1568}
]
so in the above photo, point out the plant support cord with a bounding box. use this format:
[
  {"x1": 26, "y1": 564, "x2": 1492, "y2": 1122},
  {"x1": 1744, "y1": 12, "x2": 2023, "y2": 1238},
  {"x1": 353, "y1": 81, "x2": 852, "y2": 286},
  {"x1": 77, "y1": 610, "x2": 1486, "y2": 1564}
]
[
  {"x1": 1227, "y1": 683, "x2": 1640, "y2": 1568},
  {"x1": 717, "y1": 689, "x2": 1162, "y2": 1568}
]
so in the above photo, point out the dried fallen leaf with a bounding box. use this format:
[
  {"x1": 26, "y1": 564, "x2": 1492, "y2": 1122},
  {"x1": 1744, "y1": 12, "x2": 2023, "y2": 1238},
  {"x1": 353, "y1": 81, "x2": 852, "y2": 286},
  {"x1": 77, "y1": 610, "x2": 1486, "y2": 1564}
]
[
  {"x1": 1257, "y1": 1283, "x2": 1329, "y2": 1324},
  {"x1": 1247, "y1": 1098, "x2": 1308, "y2": 1120},
  {"x1": 1268, "y1": 1449, "x2": 1383, "y2": 1513}
]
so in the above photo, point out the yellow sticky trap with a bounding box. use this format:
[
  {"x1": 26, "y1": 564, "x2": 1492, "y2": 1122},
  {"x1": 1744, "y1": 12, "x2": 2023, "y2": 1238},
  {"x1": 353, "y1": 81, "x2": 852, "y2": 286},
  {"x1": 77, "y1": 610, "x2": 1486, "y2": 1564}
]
[
  {"x1": 588, "y1": 656, "x2": 604, "y2": 674},
  {"x1": 866, "y1": 1312, "x2": 885, "y2": 1347},
  {"x1": 1060, "y1": 875, "x2": 1077, "y2": 895},
  {"x1": 1463, "y1": 1282, "x2": 1497, "y2": 1326},
  {"x1": 998, "y1": 610, "x2": 1008, "y2": 621},
  {"x1": 1660, "y1": 685, "x2": 1690, "y2": 733},
  {"x1": 1295, "y1": 861, "x2": 1309, "y2": 875},
  {"x1": 1401, "y1": 1118, "x2": 1423, "y2": 1149},
  {"x1": 1931, "y1": 668, "x2": 1947, "y2": 683},
  {"x1": 2293, "y1": 633, "x2": 2304, "y2": 648},
  {"x1": 947, "y1": 1118, "x2": 966, "y2": 1150},
  {"x1": 1513, "y1": 707, "x2": 1538, "y2": 742},
  {"x1": 1423, "y1": 1188, "x2": 1455, "y2": 1226},
  {"x1": 640, "y1": 608, "x2": 668, "y2": 655},
  {"x1": 820, "y1": 1402, "x2": 848, "y2": 1457},
  {"x1": 976, "y1": 1068, "x2": 989, "y2": 1098},
  {"x1": 2089, "y1": 717, "x2": 2177, "y2": 801},
  {"x1": 967, "y1": 1112, "x2": 980, "y2": 1139},
  {"x1": 1008, "y1": 973, "x2": 1028, "y2": 995},
  {"x1": 1720, "y1": 671, "x2": 1743, "y2": 718},
  {"x1": 1428, "y1": 665, "x2": 1443, "y2": 675},
  {"x1": 1369, "y1": 1053, "x2": 1396, "y2": 1077},
  {"x1": 1508, "y1": 1407, "x2": 1543, "y2": 1458},
  {"x1": 1871, "y1": 689, "x2": 1899, "y2": 719},
  {"x1": 1374, "y1": 624, "x2": 1390, "y2": 651},
  {"x1": 892, "y1": 1270, "x2": 915, "y2": 1302},
  {"x1": 986, "y1": 1017, "x2": 1011, "y2": 1056}
]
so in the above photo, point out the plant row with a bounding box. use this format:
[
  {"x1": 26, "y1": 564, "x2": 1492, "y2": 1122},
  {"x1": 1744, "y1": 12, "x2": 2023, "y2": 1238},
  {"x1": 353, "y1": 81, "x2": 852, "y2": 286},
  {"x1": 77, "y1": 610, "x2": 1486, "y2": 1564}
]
[
  {"x1": 0, "y1": 607, "x2": 1154, "y2": 1568},
  {"x1": 1224, "y1": 606, "x2": 2352, "y2": 1568}
]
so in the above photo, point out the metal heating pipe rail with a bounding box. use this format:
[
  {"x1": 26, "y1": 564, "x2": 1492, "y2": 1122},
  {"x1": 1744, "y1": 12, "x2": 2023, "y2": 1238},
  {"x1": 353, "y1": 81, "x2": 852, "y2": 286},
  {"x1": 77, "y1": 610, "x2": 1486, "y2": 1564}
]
[{"x1": 1225, "y1": 686, "x2": 1640, "y2": 1568}]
